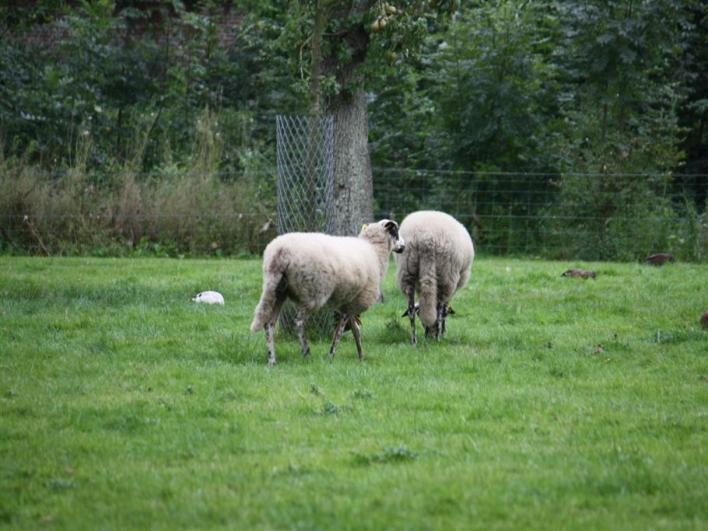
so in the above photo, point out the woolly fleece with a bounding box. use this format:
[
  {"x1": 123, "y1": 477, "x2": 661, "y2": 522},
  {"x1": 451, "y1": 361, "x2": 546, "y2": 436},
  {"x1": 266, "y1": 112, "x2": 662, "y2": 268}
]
[
  {"x1": 250, "y1": 220, "x2": 400, "y2": 332},
  {"x1": 395, "y1": 210, "x2": 474, "y2": 328}
]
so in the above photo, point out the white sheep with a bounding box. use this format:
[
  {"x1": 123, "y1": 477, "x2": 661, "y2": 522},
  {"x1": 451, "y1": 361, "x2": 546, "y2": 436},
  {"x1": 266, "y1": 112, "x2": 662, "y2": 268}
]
[
  {"x1": 250, "y1": 220, "x2": 405, "y2": 366},
  {"x1": 395, "y1": 210, "x2": 474, "y2": 344}
]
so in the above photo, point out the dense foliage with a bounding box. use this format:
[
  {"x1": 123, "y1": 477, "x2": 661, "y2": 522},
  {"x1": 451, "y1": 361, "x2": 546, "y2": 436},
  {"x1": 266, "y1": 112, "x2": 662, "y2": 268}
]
[{"x1": 0, "y1": 0, "x2": 706, "y2": 259}]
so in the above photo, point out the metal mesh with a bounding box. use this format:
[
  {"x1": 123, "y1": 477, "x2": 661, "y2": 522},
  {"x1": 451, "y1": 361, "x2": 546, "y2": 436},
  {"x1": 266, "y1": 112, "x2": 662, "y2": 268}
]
[
  {"x1": 276, "y1": 115, "x2": 335, "y2": 234},
  {"x1": 275, "y1": 115, "x2": 336, "y2": 337}
]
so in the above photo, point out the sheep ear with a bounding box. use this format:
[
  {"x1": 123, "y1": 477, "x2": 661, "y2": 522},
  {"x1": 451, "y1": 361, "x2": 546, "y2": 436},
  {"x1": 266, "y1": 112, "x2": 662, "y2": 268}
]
[
  {"x1": 383, "y1": 220, "x2": 399, "y2": 236},
  {"x1": 361, "y1": 224, "x2": 368, "y2": 231}
]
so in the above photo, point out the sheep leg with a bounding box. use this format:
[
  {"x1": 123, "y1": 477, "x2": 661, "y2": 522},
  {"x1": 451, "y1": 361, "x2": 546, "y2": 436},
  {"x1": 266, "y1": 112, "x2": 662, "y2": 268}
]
[
  {"x1": 265, "y1": 322, "x2": 277, "y2": 366},
  {"x1": 406, "y1": 287, "x2": 417, "y2": 345},
  {"x1": 349, "y1": 316, "x2": 365, "y2": 361},
  {"x1": 435, "y1": 304, "x2": 444, "y2": 341},
  {"x1": 441, "y1": 303, "x2": 449, "y2": 338},
  {"x1": 329, "y1": 314, "x2": 349, "y2": 360},
  {"x1": 265, "y1": 292, "x2": 287, "y2": 367},
  {"x1": 294, "y1": 309, "x2": 310, "y2": 357}
]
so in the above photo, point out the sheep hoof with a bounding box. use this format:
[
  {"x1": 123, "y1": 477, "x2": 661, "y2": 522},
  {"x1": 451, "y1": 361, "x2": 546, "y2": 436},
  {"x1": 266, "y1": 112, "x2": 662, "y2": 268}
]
[{"x1": 302, "y1": 347, "x2": 311, "y2": 358}]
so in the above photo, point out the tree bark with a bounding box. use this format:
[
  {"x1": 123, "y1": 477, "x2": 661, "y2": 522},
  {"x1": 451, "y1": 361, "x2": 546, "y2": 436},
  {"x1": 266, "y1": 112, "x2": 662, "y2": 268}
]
[
  {"x1": 309, "y1": 0, "x2": 325, "y2": 115},
  {"x1": 327, "y1": 87, "x2": 375, "y2": 235},
  {"x1": 321, "y1": 0, "x2": 376, "y2": 235}
]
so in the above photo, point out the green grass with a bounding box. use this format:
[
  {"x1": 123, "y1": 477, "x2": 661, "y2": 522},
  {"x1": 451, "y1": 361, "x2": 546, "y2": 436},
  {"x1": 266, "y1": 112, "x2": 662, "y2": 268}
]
[{"x1": 1, "y1": 256, "x2": 706, "y2": 530}]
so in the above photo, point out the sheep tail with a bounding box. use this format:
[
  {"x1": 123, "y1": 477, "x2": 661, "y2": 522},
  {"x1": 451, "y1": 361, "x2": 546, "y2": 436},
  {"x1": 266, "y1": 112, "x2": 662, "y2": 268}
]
[
  {"x1": 250, "y1": 247, "x2": 287, "y2": 332},
  {"x1": 417, "y1": 250, "x2": 438, "y2": 328}
]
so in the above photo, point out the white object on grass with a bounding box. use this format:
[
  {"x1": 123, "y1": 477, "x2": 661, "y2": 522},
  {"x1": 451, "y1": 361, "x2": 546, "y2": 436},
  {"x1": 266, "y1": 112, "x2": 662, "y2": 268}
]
[{"x1": 192, "y1": 291, "x2": 225, "y2": 305}]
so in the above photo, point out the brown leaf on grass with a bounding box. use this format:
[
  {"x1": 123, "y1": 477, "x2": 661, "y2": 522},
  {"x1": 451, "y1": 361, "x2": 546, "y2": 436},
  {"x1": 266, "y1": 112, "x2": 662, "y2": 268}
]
[
  {"x1": 562, "y1": 268, "x2": 597, "y2": 279},
  {"x1": 645, "y1": 253, "x2": 675, "y2": 266}
]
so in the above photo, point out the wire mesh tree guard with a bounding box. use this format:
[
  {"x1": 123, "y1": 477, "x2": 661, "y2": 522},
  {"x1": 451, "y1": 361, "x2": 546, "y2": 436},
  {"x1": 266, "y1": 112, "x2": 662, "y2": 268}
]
[
  {"x1": 276, "y1": 114, "x2": 335, "y2": 233},
  {"x1": 275, "y1": 114, "x2": 336, "y2": 337}
]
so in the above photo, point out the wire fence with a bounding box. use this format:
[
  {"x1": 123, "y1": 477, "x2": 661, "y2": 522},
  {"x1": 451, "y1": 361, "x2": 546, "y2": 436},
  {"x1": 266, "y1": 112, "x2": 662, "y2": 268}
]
[
  {"x1": 275, "y1": 115, "x2": 335, "y2": 235},
  {"x1": 275, "y1": 115, "x2": 336, "y2": 335},
  {"x1": 371, "y1": 169, "x2": 707, "y2": 260},
  {"x1": 1, "y1": 166, "x2": 706, "y2": 261}
]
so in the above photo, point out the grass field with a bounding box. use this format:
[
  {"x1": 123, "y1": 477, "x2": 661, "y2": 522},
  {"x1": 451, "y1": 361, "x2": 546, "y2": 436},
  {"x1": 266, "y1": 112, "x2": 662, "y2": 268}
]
[{"x1": 1, "y1": 255, "x2": 706, "y2": 530}]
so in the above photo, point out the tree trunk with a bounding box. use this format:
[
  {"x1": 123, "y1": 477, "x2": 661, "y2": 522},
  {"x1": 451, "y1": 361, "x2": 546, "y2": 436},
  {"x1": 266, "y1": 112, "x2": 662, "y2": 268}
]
[
  {"x1": 311, "y1": 0, "x2": 375, "y2": 236},
  {"x1": 327, "y1": 88, "x2": 374, "y2": 235}
]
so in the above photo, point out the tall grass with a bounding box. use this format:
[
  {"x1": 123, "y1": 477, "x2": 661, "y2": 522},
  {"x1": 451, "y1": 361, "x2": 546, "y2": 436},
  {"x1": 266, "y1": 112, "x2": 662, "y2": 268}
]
[
  {"x1": 2, "y1": 114, "x2": 706, "y2": 261},
  {"x1": 541, "y1": 173, "x2": 708, "y2": 262},
  {"x1": 0, "y1": 111, "x2": 276, "y2": 256}
]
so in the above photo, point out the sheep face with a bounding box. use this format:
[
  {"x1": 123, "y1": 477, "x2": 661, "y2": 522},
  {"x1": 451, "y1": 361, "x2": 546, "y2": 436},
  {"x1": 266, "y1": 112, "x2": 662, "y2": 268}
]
[{"x1": 360, "y1": 219, "x2": 405, "y2": 253}]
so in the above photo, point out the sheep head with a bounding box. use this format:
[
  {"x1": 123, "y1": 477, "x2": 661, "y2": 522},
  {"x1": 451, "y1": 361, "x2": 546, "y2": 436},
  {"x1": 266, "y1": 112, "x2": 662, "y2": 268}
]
[{"x1": 359, "y1": 219, "x2": 405, "y2": 254}]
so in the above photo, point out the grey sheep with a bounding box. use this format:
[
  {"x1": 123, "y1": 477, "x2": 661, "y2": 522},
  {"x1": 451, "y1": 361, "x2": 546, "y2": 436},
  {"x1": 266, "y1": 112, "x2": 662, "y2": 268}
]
[
  {"x1": 395, "y1": 210, "x2": 474, "y2": 344},
  {"x1": 250, "y1": 220, "x2": 405, "y2": 365}
]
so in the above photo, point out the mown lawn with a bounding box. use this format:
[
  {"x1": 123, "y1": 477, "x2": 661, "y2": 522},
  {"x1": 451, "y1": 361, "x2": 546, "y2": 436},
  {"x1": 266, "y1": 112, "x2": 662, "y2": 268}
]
[{"x1": 0, "y1": 256, "x2": 706, "y2": 530}]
